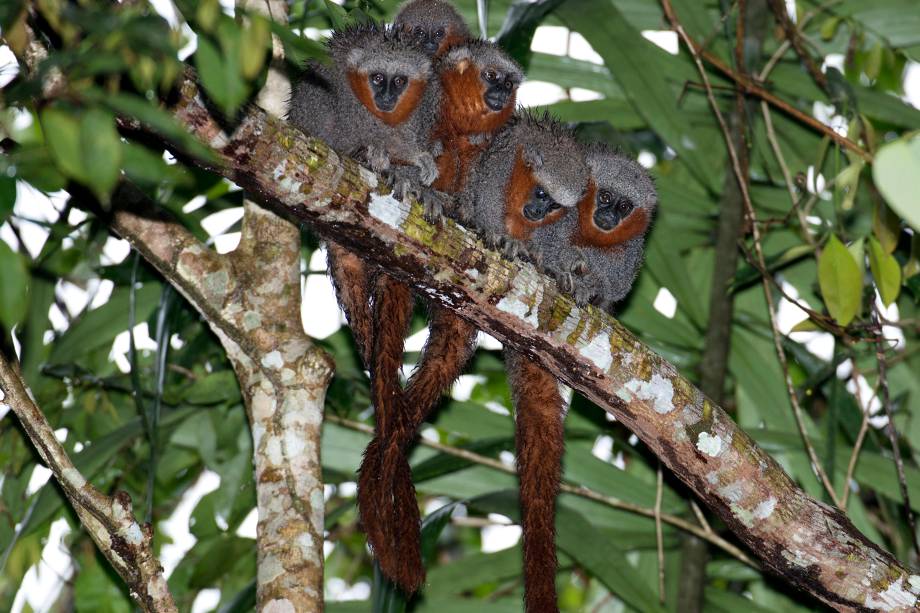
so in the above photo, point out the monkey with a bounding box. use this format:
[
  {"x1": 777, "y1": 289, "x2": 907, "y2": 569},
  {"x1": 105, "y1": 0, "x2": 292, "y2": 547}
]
[
  {"x1": 287, "y1": 23, "x2": 444, "y2": 589},
  {"x1": 354, "y1": 38, "x2": 526, "y2": 595},
  {"x1": 499, "y1": 143, "x2": 656, "y2": 612},
  {"x1": 531, "y1": 143, "x2": 657, "y2": 311},
  {"x1": 393, "y1": 0, "x2": 471, "y2": 58}
]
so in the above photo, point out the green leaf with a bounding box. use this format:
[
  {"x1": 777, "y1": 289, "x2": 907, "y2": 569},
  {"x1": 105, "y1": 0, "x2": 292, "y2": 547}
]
[
  {"x1": 50, "y1": 283, "x2": 161, "y2": 362},
  {"x1": 874, "y1": 199, "x2": 901, "y2": 254},
  {"x1": 874, "y1": 135, "x2": 920, "y2": 232},
  {"x1": 80, "y1": 108, "x2": 122, "y2": 202},
  {"x1": 0, "y1": 240, "x2": 29, "y2": 330},
  {"x1": 41, "y1": 107, "x2": 86, "y2": 183},
  {"x1": 820, "y1": 16, "x2": 841, "y2": 40},
  {"x1": 818, "y1": 234, "x2": 863, "y2": 326},
  {"x1": 0, "y1": 176, "x2": 15, "y2": 222},
  {"x1": 240, "y1": 14, "x2": 270, "y2": 80},
  {"x1": 494, "y1": 0, "x2": 566, "y2": 66},
  {"x1": 868, "y1": 236, "x2": 901, "y2": 306},
  {"x1": 196, "y1": 35, "x2": 248, "y2": 116},
  {"x1": 101, "y1": 93, "x2": 219, "y2": 164}
]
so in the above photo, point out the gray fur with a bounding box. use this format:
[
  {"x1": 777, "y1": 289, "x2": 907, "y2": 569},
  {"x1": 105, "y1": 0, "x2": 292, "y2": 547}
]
[
  {"x1": 532, "y1": 145, "x2": 657, "y2": 312},
  {"x1": 460, "y1": 112, "x2": 589, "y2": 250},
  {"x1": 393, "y1": 0, "x2": 471, "y2": 55},
  {"x1": 287, "y1": 23, "x2": 441, "y2": 184}
]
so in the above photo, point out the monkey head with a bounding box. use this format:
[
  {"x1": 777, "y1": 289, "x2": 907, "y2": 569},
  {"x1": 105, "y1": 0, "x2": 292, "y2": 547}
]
[
  {"x1": 438, "y1": 41, "x2": 522, "y2": 135},
  {"x1": 394, "y1": 0, "x2": 471, "y2": 57},
  {"x1": 502, "y1": 113, "x2": 590, "y2": 241},
  {"x1": 574, "y1": 145, "x2": 657, "y2": 249},
  {"x1": 327, "y1": 24, "x2": 433, "y2": 126}
]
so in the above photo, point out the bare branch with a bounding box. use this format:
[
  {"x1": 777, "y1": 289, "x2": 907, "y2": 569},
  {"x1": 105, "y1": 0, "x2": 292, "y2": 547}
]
[{"x1": 0, "y1": 356, "x2": 177, "y2": 613}]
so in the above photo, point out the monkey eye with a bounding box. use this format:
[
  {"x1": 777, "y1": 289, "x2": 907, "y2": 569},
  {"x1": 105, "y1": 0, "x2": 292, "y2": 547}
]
[
  {"x1": 435, "y1": 28, "x2": 445, "y2": 38},
  {"x1": 414, "y1": 26, "x2": 425, "y2": 35},
  {"x1": 371, "y1": 73, "x2": 385, "y2": 86},
  {"x1": 534, "y1": 186, "x2": 548, "y2": 200},
  {"x1": 615, "y1": 198, "x2": 634, "y2": 216},
  {"x1": 548, "y1": 202, "x2": 562, "y2": 212},
  {"x1": 598, "y1": 190, "x2": 612, "y2": 205},
  {"x1": 393, "y1": 75, "x2": 407, "y2": 88},
  {"x1": 483, "y1": 69, "x2": 498, "y2": 83},
  {"x1": 503, "y1": 79, "x2": 514, "y2": 91}
]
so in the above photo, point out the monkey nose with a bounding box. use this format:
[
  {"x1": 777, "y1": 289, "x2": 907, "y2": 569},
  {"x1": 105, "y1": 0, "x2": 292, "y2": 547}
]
[
  {"x1": 485, "y1": 90, "x2": 509, "y2": 111},
  {"x1": 423, "y1": 41, "x2": 439, "y2": 55}
]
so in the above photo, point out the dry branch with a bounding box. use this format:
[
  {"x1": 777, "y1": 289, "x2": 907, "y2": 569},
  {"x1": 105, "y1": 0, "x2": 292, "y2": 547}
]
[
  {"x1": 0, "y1": 357, "x2": 177, "y2": 613},
  {"x1": 152, "y1": 75, "x2": 919, "y2": 611}
]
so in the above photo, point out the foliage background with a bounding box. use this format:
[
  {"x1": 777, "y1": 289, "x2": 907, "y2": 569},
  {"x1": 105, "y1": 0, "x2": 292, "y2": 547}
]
[{"x1": 1, "y1": 0, "x2": 920, "y2": 611}]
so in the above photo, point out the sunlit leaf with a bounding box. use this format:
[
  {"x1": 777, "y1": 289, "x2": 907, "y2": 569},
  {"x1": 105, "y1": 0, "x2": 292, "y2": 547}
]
[
  {"x1": 868, "y1": 236, "x2": 901, "y2": 306},
  {"x1": 874, "y1": 135, "x2": 920, "y2": 232},
  {"x1": 0, "y1": 240, "x2": 29, "y2": 330},
  {"x1": 818, "y1": 234, "x2": 863, "y2": 326}
]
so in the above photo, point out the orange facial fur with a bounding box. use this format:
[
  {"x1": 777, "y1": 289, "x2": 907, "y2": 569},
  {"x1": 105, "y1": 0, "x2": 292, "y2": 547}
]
[
  {"x1": 439, "y1": 65, "x2": 514, "y2": 136},
  {"x1": 504, "y1": 148, "x2": 566, "y2": 240},
  {"x1": 573, "y1": 181, "x2": 650, "y2": 248},
  {"x1": 347, "y1": 71, "x2": 427, "y2": 126},
  {"x1": 436, "y1": 29, "x2": 466, "y2": 56}
]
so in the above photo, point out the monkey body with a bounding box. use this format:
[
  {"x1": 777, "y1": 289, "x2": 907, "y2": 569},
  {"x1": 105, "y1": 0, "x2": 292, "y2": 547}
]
[
  {"x1": 430, "y1": 41, "x2": 522, "y2": 194},
  {"x1": 532, "y1": 145, "x2": 657, "y2": 310},
  {"x1": 288, "y1": 23, "x2": 441, "y2": 182},
  {"x1": 394, "y1": 0, "x2": 471, "y2": 57}
]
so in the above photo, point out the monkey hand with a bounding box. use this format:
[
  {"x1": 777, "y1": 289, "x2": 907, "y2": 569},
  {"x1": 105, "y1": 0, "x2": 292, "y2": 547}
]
[
  {"x1": 365, "y1": 145, "x2": 392, "y2": 174},
  {"x1": 415, "y1": 152, "x2": 439, "y2": 186},
  {"x1": 499, "y1": 236, "x2": 529, "y2": 261},
  {"x1": 420, "y1": 187, "x2": 450, "y2": 224}
]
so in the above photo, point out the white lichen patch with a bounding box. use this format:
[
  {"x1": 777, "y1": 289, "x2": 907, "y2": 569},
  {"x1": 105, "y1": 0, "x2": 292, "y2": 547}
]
[
  {"x1": 696, "y1": 432, "x2": 722, "y2": 457},
  {"x1": 258, "y1": 554, "x2": 286, "y2": 585},
  {"x1": 147, "y1": 577, "x2": 170, "y2": 600},
  {"x1": 264, "y1": 599, "x2": 296, "y2": 613},
  {"x1": 273, "y1": 161, "x2": 304, "y2": 197},
  {"x1": 297, "y1": 532, "x2": 317, "y2": 562},
  {"x1": 359, "y1": 166, "x2": 378, "y2": 188},
  {"x1": 719, "y1": 481, "x2": 746, "y2": 504},
  {"x1": 496, "y1": 293, "x2": 538, "y2": 328},
  {"x1": 369, "y1": 192, "x2": 407, "y2": 229},
  {"x1": 866, "y1": 577, "x2": 919, "y2": 611},
  {"x1": 63, "y1": 467, "x2": 86, "y2": 490},
  {"x1": 706, "y1": 471, "x2": 719, "y2": 485},
  {"x1": 262, "y1": 351, "x2": 284, "y2": 370},
  {"x1": 579, "y1": 332, "x2": 613, "y2": 371},
  {"x1": 753, "y1": 496, "x2": 777, "y2": 520},
  {"x1": 909, "y1": 575, "x2": 920, "y2": 594},
  {"x1": 465, "y1": 268, "x2": 480, "y2": 280},
  {"x1": 265, "y1": 437, "x2": 284, "y2": 466},
  {"x1": 280, "y1": 368, "x2": 296, "y2": 385},
  {"x1": 624, "y1": 374, "x2": 675, "y2": 414},
  {"x1": 122, "y1": 521, "x2": 144, "y2": 545},
  {"x1": 242, "y1": 310, "x2": 262, "y2": 331},
  {"x1": 204, "y1": 270, "x2": 230, "y2": 299}
]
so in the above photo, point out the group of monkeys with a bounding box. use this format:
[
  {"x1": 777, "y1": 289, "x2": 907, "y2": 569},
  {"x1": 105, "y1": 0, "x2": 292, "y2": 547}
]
[{"x1": 287, "y1": 0, "x2": 657, "y2": 610}]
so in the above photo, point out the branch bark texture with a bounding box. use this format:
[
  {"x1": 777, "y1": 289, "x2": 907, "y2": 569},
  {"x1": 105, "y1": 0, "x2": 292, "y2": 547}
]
[
  {"x1": 153, "y1": 77, "x2": 919, "y2": 611},
  {"x1": 0, "y1": 356, "x2": 177, "y2": 612}
]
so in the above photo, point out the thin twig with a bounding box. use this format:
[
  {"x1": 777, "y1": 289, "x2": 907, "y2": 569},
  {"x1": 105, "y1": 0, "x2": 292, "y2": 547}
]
[
  {"x1": 325, "y1": 414, "x2": 759, "y2": 567},
  {"x1": 842, "y1": 361, "x2": 880, "y2": 510},
  {"x1": 765, "y1": 0, "x2": 829, "y2": 92},
  {"x1": 656, "y1": 464, "x2": 666, "y2": 604},
  {"x1": 872, "y1": 307, "x2": 920, "y2": 556},
  {"x1": 690, "y1": 500, "x2": 712, "y2": 534},
  {"x1": 662, "y1": 0, "x2": 842, "y2": 508},
  {"x1": 665, "y1": 3, "x2": 870, "y2": 162}
]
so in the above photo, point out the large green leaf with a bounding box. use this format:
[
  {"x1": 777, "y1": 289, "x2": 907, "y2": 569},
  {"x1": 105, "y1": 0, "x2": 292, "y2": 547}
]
[
  {"x1": 50, "y1": 283, "x2": 162, "y2": 363},
  {"x1": 0, "y1": 241, "x2": 29, "y2": 330},
  {"x1": 818, "y1": 234, "x2": 863, "y2": 326},
  {"x1": 874, "y1": 135, "x2": 920, "y2": 232},
  {"x1": 868, "y1": 236, "x2": 901, "y2": 306}
]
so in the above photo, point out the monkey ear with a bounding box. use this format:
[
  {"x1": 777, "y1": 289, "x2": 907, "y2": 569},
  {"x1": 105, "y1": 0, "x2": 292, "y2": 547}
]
[
  {"x1": 457, "y1": 58, "x2": 471, "y2": 74},
  {"x1": 521, "y1": 144, "x2": 544, "y2": 169}
]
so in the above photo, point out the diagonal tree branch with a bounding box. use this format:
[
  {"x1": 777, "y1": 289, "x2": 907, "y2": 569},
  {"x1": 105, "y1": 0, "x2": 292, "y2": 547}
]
[
  {"x1": 0, "y1": 356, "x2": 177, "y2": 613},
  {"x1": 147, "y1": 75, "x2": 918, "y2": 610}
]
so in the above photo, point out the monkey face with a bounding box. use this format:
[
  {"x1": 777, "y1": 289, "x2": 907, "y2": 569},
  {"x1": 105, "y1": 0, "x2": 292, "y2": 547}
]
[
  {"x1": 593, "y1": 189, "x2": 635, "y2": 230},
  {"x1": 369, "y1": 71, "x2": 410, "y2": 112},
  {"x1": 522, "y1": 185, "x2": 564, "y2": 222},
  {"x1": 574, "y1": 148, "x2": 657, "y2": 249},
  {"x1": 480, "y1": 66, "x2": 518, "y2": 112},
  {"x1": 406, "y1": 23, "x2": 450, "y2": 56}
]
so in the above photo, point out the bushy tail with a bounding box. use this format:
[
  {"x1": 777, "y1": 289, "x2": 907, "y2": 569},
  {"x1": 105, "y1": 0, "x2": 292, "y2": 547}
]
[{"x1": 506, "y1": 350, "x2": 565, "y2": 613}]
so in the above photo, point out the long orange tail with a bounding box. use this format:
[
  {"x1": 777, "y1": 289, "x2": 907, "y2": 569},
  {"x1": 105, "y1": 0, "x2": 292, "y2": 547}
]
[
  {"x1": 326, "y1": 242, "x2": 373, "y2": 367},
  {"x1": 356, "y1": 274, "x2": 424, "y2": 592},
  {"x1": 506, "y1": 350, "x2": 565, "y2": 613}
]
